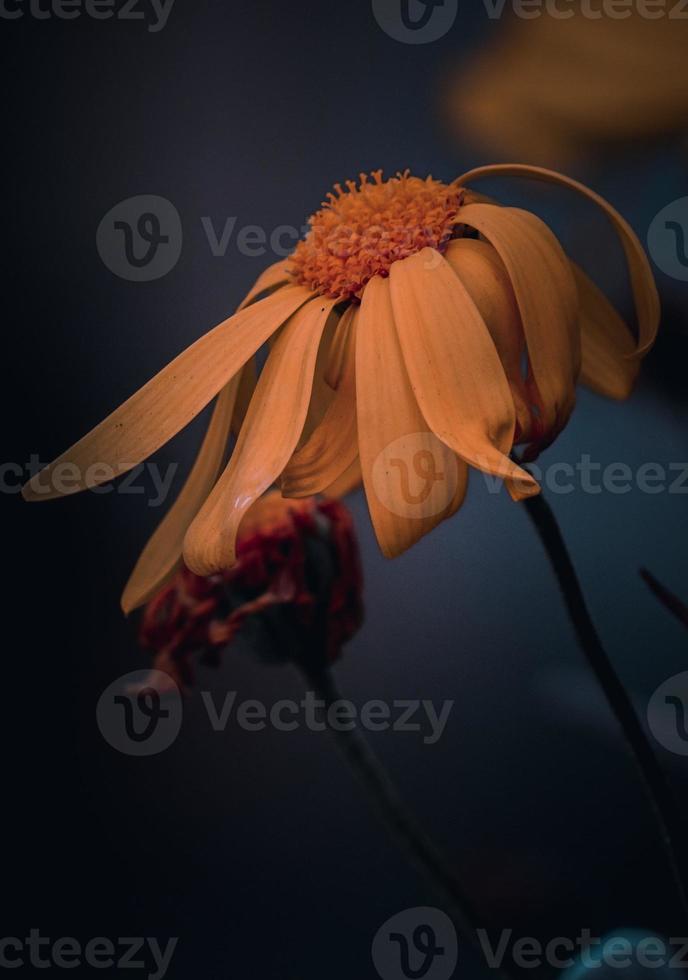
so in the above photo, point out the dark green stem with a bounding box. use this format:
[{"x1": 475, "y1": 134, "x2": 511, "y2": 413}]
[
  {"x1": 524, "y1": 490, "x2": 688, "y2": 927},
  {"x1": 302, "y1": 664, "x2": 515, "y2": 980},
  {"x1": 641, "y1": 568, "x2": 688, "y2": 631}
]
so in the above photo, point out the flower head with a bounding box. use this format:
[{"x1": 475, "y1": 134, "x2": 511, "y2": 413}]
[
  {"x1": 23, "y1": 164, "x2": 659, "y2": 610},
  {"x1": 139, "y1": 492, "x2": 363, "y2": 691},
  {"x1": 291, "y1": 170, "x2": 465, "y2": 301}
]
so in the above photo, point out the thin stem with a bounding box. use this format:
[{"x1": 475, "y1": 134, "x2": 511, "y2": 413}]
[
  {"x1": 301, "y1": 664, "x2": 514, "y2": 980},
  {"x1": 641, "y1": 568, "x2": 688, "y2": 631},
  {"x1": 523, "y1": 490, "x2": 688, "y2": 926}
]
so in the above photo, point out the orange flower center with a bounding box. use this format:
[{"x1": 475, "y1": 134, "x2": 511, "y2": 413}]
[{"x1": 291, "y1": 170, "x2": 465, "y2": 302}]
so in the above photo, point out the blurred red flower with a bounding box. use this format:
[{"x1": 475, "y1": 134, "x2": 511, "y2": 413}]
[{"x1": 139, "y1": 492, "x2": 363, "y2": 691}]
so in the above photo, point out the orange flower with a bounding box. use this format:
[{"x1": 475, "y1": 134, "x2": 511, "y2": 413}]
[
  {"x1": 23, "y1": 165, "x2": 658, "y2": 607},
  {"x1": 138, "y1": 491, "x2": 364, "y2": 691}
]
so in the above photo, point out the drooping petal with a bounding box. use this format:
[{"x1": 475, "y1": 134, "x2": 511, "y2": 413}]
[
  {"x1": 444, "y1": 238, "x2": 532, "y2": 441},
  {"x1": 356, "y1": 274, "x2": 468, "y2": 559},
  {"x1": 455, "y1": 203, "x2": 579, "y2": 455},
  {"x1": 238, "y1": 258, "x2": 294, "y2": 308},
  {"x1": 298, "y1": 307, "x2": 339, "y2": 446},
  {"x1": 325, "y1": 456, "x2": 362, "y2": 499},
  {"x1": 121, "y1": 378, "x2": 240, "y2": 614},
  {"x1": 183, "y1": 298, "x2": 338, "y2": 575},
  {"x1": 325, "y1": 306, "x2": 353, "y2": 389},
  {"x1": 281, "y1": 306, "x2": 359, "y2": 498},
  {"x1": 230, "y1": 259, "x2": 295, "y2": 435},
  {"x1": 389, "y1": 249, "x2": 539, "y2": 499},
  {"x1": 572, "y1": 261, "x2": 640, "y2": 400},
  {"x1": 122, "y1": 265, "x2": 296, "y2": 613},
  {"x1": 22, "y1": 285, "x2": 311, "y2": 501},
  {"x1": 231, "y1": 356, "x2": 257, "y2": 436},
  {"x1": 455, "y1": 164, "x2": 660, "y2": 354}
]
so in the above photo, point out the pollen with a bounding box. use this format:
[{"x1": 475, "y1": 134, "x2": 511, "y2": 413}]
[{"x1": 291, "y1": 170, "x2": 465, "y2": 302}]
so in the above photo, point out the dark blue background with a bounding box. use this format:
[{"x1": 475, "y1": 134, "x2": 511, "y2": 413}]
[{"x1": 3, "y1": 1, "x2": 688, "y2": 976}]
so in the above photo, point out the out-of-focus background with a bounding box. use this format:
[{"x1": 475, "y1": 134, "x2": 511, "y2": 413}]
[{"x1": 3, "y1": 1, "x2": 688, "y2": 977}]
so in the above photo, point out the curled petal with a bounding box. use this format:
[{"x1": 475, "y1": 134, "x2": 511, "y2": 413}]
[
  {"x1": 230, "y1": 261, "x2": 296, "y2": 434},
  {"x1": 456, "y1": 164, "x2": 660, "y2": 355},
  {"x1": 572, "y1": 261, "x2": 640, "y2": 401},
  {"x1": 183, "y1": 298, "x2": 338, "y2": 575},
  {"x1": 281, "y1": 306, "x2": 359, "y2": 497},
  {"x1": 325, "y1": 305, "x2": 353, "y2": 389},
  {"x1": 455, "y1": 203, "x2": 579, "y2": 456},
  {"x1": 121, "y1": 379, "x2": 240, "y2": 614},
  {"x1": 239, "y1": 258, "x2": 294, "y2": 308},
  {"x1": 121, "y1": 264, "x2": 296, "y2": 614},
  {"x1": 389, "y1": 249, "x2": 539, "y2": 499},
  {"x1": 356, "y1": 274, "x2": 467, "y2": 559},
  {"x1": 325, "y1": 457, "x2": 362, "y2": 499},
  {"x1": 445, "y1": 238, "x2": 531, "y2": 441},
  {"x1": 231, "y1": 357, "x2": 257, "y2": 437},
  {"x1": 298, "y1": 308, "x2": 339, "y2": 446},
  {"x1": 22, "y1": 285, "x2": 311, "y2": 501}
]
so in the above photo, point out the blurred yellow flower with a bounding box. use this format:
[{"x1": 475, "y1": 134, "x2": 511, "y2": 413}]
[{"x1": 444, "y1": 10, "x2": 688, "y2": 167}]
